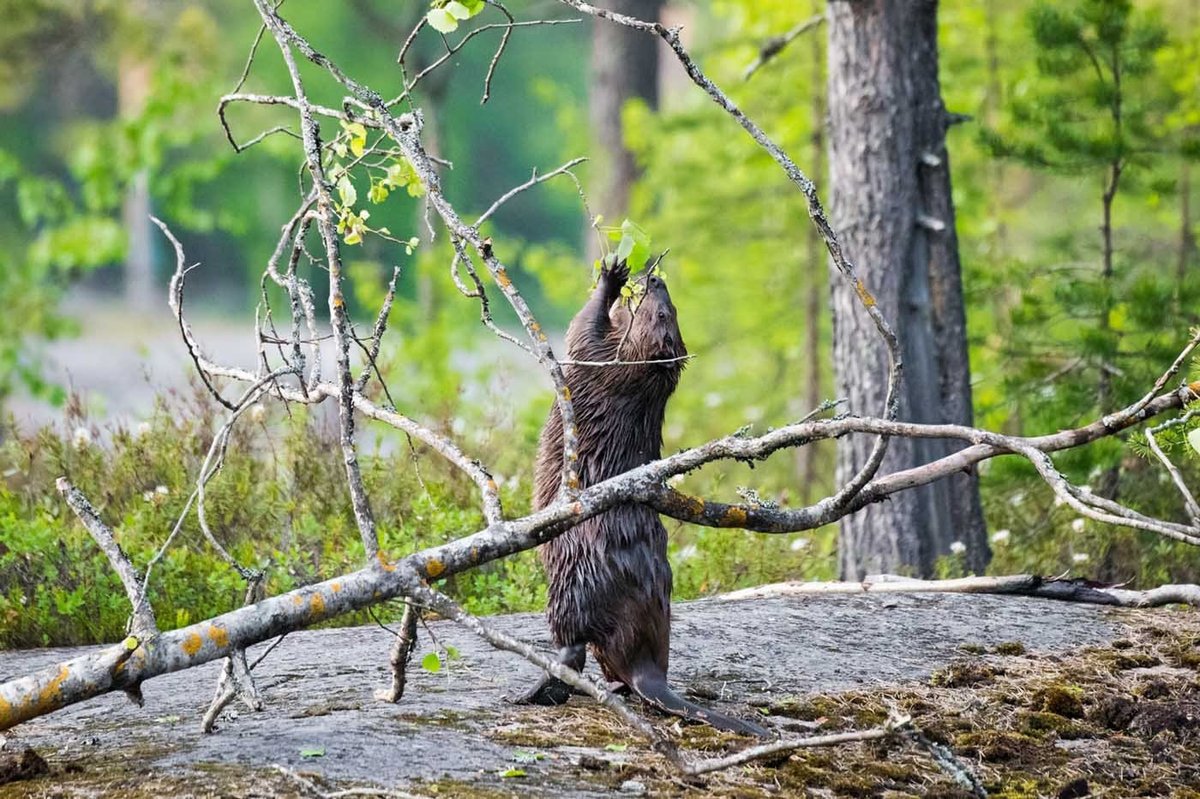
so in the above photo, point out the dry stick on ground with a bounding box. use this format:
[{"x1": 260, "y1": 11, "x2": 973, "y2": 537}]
[
  {"x1": 376, "y1": 600, "x2": 420, "y2": 704},
  {"x1": 721, "y1": 574, "x2": 1200, "y2": 607},
  {"x1": 201, "y1": 578, "x2": 266, "y2": 733}
]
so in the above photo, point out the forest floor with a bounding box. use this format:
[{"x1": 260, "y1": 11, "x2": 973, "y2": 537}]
[{"x1": 2, "y1": 591, "x2": 1199, "y2": 797}]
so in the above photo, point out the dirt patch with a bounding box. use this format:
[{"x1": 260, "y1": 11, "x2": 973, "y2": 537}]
[{"x1": 0, "y1": 593, "x2": 1195, "y2": 797}]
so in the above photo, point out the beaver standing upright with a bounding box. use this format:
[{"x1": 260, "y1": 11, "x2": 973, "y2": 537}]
[{"x1": 517, "y1": 260, "x2": 768, "y2": 737}]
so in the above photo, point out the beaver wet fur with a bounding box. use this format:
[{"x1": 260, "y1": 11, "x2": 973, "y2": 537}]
[{"x1": 516, "y1": 260, "x2": 769, "y2": 737}]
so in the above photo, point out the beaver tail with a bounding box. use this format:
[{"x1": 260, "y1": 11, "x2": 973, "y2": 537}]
[{"x1": 629, "y1": 668, "x2": 772, "y2": 738}]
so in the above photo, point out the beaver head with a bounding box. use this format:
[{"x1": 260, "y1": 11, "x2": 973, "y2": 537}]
[{"x1": 610, "y1": 273, "x2": 687, "y2": 373}]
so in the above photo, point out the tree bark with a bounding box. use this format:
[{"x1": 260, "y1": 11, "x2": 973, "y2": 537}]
[
  {"x1": 797, "y1": 0, "x2": 826, "y2": 502},
  {"x1": 586, "y1": 0, "x2": 663, "y2": 260},
  {"x1": 827, "y1": 0, "x2": 987, "y2": 579}
]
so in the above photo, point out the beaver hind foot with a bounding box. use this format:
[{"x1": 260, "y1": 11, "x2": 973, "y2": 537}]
[
  {"x1": 630, "y1": 668, "x2": 771, "y2": 738},
  {"x1": 510, "y1": 644, "x2": 586, "y2": 706}
]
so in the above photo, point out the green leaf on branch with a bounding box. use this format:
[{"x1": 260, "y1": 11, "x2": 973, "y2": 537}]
[
  {"x1": 341, "y1": 120, "x2": 367, "y2": 158},
  {"x1": 337, "y1": 174, "x2": 357, "y2": 208},
  {"x1": 1187, "y1": 428, "x2": 1200, "y2": 456},
  {"x1": 421, "y1": 651, "x2": 442, "y2": 673},
  {"x1": 427, "y1": 7, "x2": 459, "y2": 33},
  {"x1": 608, "y1": 218, "x2": 652, "y2": 269},
  {"x1": 368, "y1": 180, "x2": 389, "y2": 204}
]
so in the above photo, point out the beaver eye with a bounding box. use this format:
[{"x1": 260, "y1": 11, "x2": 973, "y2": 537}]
[
  {"x1": 648, "y1": 276, "x2": 662, "y2": 287},
  {"x1": 657, "y1": 309, "x2": 669, "y2": 321}
]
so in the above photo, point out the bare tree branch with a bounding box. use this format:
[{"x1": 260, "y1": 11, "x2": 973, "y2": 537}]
[
  {"x1": 741, "y1": 13, "x2": 825, "y2": 81},
  {"x1": 54, "y1": 479, "x2": 158, "y2": 637}
]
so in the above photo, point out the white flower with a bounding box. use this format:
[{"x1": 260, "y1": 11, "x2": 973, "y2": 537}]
[
  {"x1": 248, "y1": 403, "x2": 267, "y2": 424},
  {"x1": 1008, "y1": 492, "x2": 1025, "y2": 507},
  {"x1": 991, "y1": 529, "x2": 1011, "y2": 545},
  {"x1": 136, "y1": 421, "x2": 153, "y2": 437},
  {"x1": 1071, "y1": 518, "x2": 1086, "y2": 533},
  {"x1": 1072, "y1": 552, "x2": 1090, "y2": 564},
  {"x1": 72, "y1": 427, "x2": 93, "y2": 448},
  {"x1": 155, "y1": 485, "x2": 169, "y2": 496},
  {"x1": 949, "y1": 541, "x2": 966, "y2": 555},
  {"x1": 704, "y1": 392, "x2": 723, "y2": 409},
  {"x1": 790, "y1": 537, "x2": 810, "y2": 552}
]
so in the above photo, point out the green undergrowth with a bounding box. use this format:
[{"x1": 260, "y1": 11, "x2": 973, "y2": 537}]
[{"x1": 0, "y1": 386, "x2": 825, "y2": 648}]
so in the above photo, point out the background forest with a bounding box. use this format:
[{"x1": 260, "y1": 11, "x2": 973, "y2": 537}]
[{"x1": 1, "y1": 0, "x2": 1199, "y2": 648}]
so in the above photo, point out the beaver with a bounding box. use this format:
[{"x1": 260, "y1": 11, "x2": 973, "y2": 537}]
[{"x1": 516, "y1": 259, "x2": 769, "y2": 737}]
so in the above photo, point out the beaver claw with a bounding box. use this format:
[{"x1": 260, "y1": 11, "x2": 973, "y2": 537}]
[{"x1": 599, "y1": 258, "x2": 629, "y2": 299}]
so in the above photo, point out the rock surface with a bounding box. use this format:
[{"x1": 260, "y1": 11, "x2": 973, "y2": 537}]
[{"x1": 0, "y1": 592, "x2": 1138, "y2": 796}]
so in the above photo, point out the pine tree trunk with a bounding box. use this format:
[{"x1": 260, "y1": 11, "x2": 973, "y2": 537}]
[
  {"x1": 797, "y1": 0, "x2": 826, "y2": 503},
  {"x1": 827, "y1": 0, "x2": 987, "y2": 579},
  {"x1": 586, "y1": 0, "x2": 663, "y2": 261}
]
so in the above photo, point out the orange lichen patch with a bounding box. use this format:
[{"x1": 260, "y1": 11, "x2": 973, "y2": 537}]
[
  {"x1": 495, "y1": 268, "x2": 512, "y2": 288},
  {"x1": 181, "y1": 631, "x2": 204, "y2": 657},
  {"x1": 293, "y1": 594, "x2": 305, "y2": 606},
  {"x1": 0, "y1": 692, "x2": 12, "y2": 722},
  {"x1": 331, "y1": 581, "x2": 343, "y2": 593},
  {"x1": 571, "y1": 501, "x2": 583, "y2": 515},
  {"x1": 561, "y1": 386, "x2": 571, "y2": 402},
  {"x1": 207, "y1": 624, "x2": 229, "y2": 650},
  {"x1": 567, "y1": 476, "x2": 581, "y2": 491},
  {"x1": 425, "y1": 558, "x2": 445, "y2": 579},
  {"x1": 719, "y1": 506, "x2": 748, "y2": 527},
  {"x1": 376, "y1": 551, "x2": 397, "y2": 572},
  {"x1": 486, "y1": 478, "x2": 498, "y2": 493},
  {"x1": 470, "y1": 547, "x2": 480, "y2": 563},
  {"x1": 36, "y1": 666, "x2": 70, "y2": 711},
  {"x1": 677, "y1": 493, "x2": 705, "y2": 517},
  {"x1": 854, "y1": 279, "x2": 877, "y2": 308},
  {"x1": 333, "y1": 295, "x2": 345, "y2": 308},
  {"x1": 310, "y1": 593, "x2": 326, "y2": 619}
]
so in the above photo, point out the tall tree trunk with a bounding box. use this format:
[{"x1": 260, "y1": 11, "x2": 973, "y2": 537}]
[
  {"x1": 796, "y1": 0, "x2": 826, "y2": 503},
  {"x1": 827, "y1": 0, "x2": 987, "y2": 579},
  {"x1": 912, "y1": 3, "x2": 989, "y2": 574},
  {"x1": 586, "y1": 0, "x2": 663, "y2": 261}
]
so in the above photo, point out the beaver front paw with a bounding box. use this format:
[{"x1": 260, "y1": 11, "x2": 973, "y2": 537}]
[{"x1": 598, "y1": 257, "x2": 629, "y2": 301}]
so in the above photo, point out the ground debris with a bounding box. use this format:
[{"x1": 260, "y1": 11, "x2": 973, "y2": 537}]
[{"x1": 0, "y1": 594, "x2": 1197, "y2": 797}]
